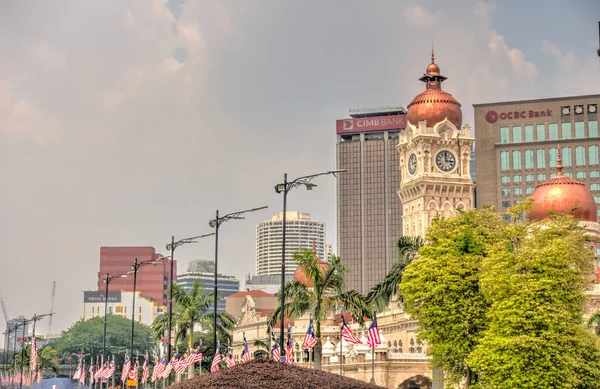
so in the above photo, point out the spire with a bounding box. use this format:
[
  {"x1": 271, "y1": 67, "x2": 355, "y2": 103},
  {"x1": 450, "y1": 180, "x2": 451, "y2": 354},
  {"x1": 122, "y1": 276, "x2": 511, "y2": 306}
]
[
  {"x1": 556, "y1": 144, "x2": 563, "y2": 176},
  {"x1": 431, "y1": 43, "x2": 435, "y2": 64}
]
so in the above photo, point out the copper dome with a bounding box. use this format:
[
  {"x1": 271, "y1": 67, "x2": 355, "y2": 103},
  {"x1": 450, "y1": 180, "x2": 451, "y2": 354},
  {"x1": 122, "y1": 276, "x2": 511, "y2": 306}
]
[
  {"x1": 527, "y1": 150, "x2": 597, "y2": 222},
  {"x1": 406, "y1": 49, "x2": 462, "y2": 129}
]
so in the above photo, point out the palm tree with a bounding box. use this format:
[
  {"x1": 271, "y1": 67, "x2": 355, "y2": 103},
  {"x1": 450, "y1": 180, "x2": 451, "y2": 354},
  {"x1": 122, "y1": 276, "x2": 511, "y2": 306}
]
[
  {"x1": 267, "y1": 248, "x2": 370, "y2": 370},
  {"x1": 252, "y1": 338, "x2": 270, "y2": 359},
  {"x1": 14, "y1": 345, "x2": 60, "y2": 376},
  {"x1": 588, "y1": 311, "x2": 600, "y2": 335},
  {"x1": 366, "y1": 236, "x2": 424, "y2": 310},
  {"x1": 151, "y1": 280, "x2": 236, "y2": 378}
]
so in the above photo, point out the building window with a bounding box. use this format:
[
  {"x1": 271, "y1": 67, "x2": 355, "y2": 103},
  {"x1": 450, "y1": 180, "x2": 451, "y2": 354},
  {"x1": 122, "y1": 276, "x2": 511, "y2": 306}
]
[
  {"x1": 501, "y1": 151, "x2": 510, "y2": 171},
  {"x1": 561, "y1": 147, "x2": 572, "y2": 167},
  {"x1": 525, "y1": 174, "x2": 534, "y2": 182},
  {"x1": 116, "y1": 306, "x2": 123, "y2": 313},
  {"x1": 564, "y1": 172, "x2": 573, "y2": 178},
  {"x1": 513, "y1": 175, "x2": 522, "y2": 183},
  {"x1": 502, "y1": 201, "x2": 510, "y2": 208},
  {"x1": 501, "y1": 176, "x2": 510, "y2": 184},
  {"x1": 591, "y1": 184, "x2": 600, "y2": 191},
  {"x1": 549, "y1": 123, "x2": 558, "y2": 140},
  {"x1": 525, "y1": 150, "x2": 534, "y2": 169},
  {"x1": 536, "y1": 149, "x2": 546, "y2": 168},
  {"x1": 561, "y1": 122, "x2": 572, "y2": 139},
  {"x1": 524, "y1": 125, "x2": 533, "y2": 142},
  {"x1": 549, "y1": 148, "x2": 558, "y2": 168},
  {"x1": 512, "y1": 151, "x2": 522, "y2": 170},
  {"x1": 500, "y1": 127, "x2": 510, "y2": 143},
  {"x1": 590, "y1": 145, "x2": 599, "y2": 165},
  {"x1": 575, "y1": 121, "x2": 585, "y2": 138},
  {"x1": 591, "y1": 171, "x2": 600, "y2": 179},
  {"x1": 594, "y1": 196, "x2": 600, "y2": 204},
  {"x1": 577, "y1": 171, "x2": 587, "y2": 179},
  {"x1": 526, "y1": 187, "x2": 534, "y2": 195},
  {"x1": 537, "y1": 173, "x2": 547, "y2": 181},
  {"x1": 589, "y1": 120, "x2": 599, "y2": 137},
  {"x1": 536, "y1": 124, "x2": 545, "y2": 141},
  {"x1": 576, "y1": 146, "x2": 586, "y2": 166},
  {"x1": 501, "y1": 188, "x2": 510, "y2": 197},
  {"x1": 512, "y1": 126, "x2": 522, "y2": 143},
  {"x1": 514, "y1": 188, "x2": 523, "y2": 196}
]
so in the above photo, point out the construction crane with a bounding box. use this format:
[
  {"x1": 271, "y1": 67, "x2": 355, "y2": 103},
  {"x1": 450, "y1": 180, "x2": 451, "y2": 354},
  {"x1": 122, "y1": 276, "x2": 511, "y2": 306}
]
[{"x1": 47, "y1": 281, "x2": 56, "y2": 336}]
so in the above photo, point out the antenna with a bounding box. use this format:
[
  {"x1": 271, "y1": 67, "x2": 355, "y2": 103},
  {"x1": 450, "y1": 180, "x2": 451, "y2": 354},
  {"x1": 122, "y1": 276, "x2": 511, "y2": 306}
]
[{"x1": 47, "y1": 281, "x2": 56, "y2": 336}]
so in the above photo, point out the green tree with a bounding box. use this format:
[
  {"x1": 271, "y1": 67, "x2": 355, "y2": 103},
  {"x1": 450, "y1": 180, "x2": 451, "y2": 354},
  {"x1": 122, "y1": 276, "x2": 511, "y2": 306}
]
[
  {"x1": 13, "y1": 344, "x2": 60, "y2": 375},
  {"x1": 588, "y1": 311, "x2": 600, "y2": 335},
  {"x1": 267, "y1": 249, "x2": 371, "y2": 370},
  {"x1": 366, "y1": 236, "x2": 424, "y2": 310},
  {"x1": 252, "y1": 338, "x2": 269, "y2": 359},
  {"x1": 52, "y1": 314, "x2": 154, "y2": 369},
  {"x1": 468, "y1": 214, "x2": 600, "y2": 388},
  {"x1": 400, "y1": 208, "x2": 505, "y2": 386}
]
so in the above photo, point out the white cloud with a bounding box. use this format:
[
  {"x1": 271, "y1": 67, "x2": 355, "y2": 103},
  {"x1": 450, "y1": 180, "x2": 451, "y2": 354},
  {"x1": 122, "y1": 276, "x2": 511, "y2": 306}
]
[
  {"x1": 540, "y1": 40, "x2": 600, "y2": 95},
  {"x1": 163, "y1": 56, "x2": 184, "y2": 73},
  {"x1": 403, "y1": 5, "x2": 442, "y2": 27}
]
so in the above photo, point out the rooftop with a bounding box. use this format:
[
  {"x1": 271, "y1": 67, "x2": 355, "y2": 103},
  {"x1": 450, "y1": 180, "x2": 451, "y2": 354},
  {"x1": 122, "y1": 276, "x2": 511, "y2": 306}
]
[{"x1": 472, "y1": 93, "x2": 600, "y2": 108}]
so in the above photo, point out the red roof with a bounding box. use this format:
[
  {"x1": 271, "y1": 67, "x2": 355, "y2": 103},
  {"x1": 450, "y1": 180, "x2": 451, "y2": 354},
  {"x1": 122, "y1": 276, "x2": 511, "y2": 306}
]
[{"x1": 226, "y1": 290, "x2": 275, "y2": 299}]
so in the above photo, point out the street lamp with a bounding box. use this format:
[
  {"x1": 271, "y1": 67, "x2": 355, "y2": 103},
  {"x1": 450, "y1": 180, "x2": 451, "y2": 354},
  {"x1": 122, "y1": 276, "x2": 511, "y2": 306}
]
[
  {"x1": 18, "y1": 318, "x2": 32, "y2": 389},
  {"x1": 208, "y1": 206, "x2": 268, "y2": 353},
  {"x1": 102, "y1": 273, "x2": 128, "y2": 364},
  {"x1": 164, "y1": 233, "x2": 213, "y2": 385},
  {"x1": 274, "y1": 169, "x2": 346, "y2": 359}
]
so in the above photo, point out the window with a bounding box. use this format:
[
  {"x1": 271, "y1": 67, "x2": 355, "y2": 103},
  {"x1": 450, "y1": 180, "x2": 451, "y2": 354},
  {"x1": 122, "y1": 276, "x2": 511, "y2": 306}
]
[
  {"x1": 512, "y1": 151, "x2": 521, "y2": 170},
  {"x1": 550, "y1": 172, "x2": 557, "y2": 178},
  {"x1": 513, "y1": 175, "x2": 522, "y2": 183},
  {"x1": 500, "y1": 127, "x2": 510, "y2": 143},
  {"x1": 594, "y1": 196, "x2": 600, "y2": 204},
  {"x1": 501, "y1": 188, "x2": 510, "y2": 196},
  {"x1": 591, "y1": 171, "x2": 600, "y2": 179},
  {"x1": 590, "y1": 145, "x2": 599, "y2": 165},
  {"x1": 561, "y1": 122, "x2": 572, "y2": 139},
  {"x1": 576, "y1": 146, "x2": 586, "y2": 166},
  {"x1": 502, "y1": 201, "x2": 511, "y2": 208},
  {"x1": 590, "y1": 121, "x2": 599, "y2": 138},
  {"x1": 536, "y1": 124, "x2": 545, "y2": 141},
  {"x1": 525, "y1": 149, "x2": 534, "y2": 169},
  {"x1": 524, "y1": 125, "x2": 533, "y2": 142},
  {"x1": 512, "y1": 126, "x2": 522, "y2": 143},
  {"x1": 501, "y1": 176, "x2": 510, "y2": 184},
  {"x1": 526, "y1": 187, "x2": 534, "y2": 195},
  {"x1": 536, "y1": 149, "x2": 546, "y2": 168},
  {"x1": 591, "y1": 184, "x2": 600, "y2": 191},
  {"x1": 526, "y1": 174, "x2": 534, "y2": 182},
  {"x1": 537, "y1": 173, "x2": 547, "y2": 181},
  {"x1": 564, "y1": 172, "x2": 573, "y2": 178},
  {"x1": 116, "y1": 306, "x2": 123, "y2": 313},
  {"x1": 561, "y1": 147, "x2": 572, "y2": 167},
  {"x1": 501, "y1": 151, "x2": 510, "y2": 171},
  {"x1": 577, "y1": 171, "x2": 587, "y2": 179},
  {"x1": 575, "y1": 121, "x2": 585, "y2": 138},
  {"x1": 549, "y1": 148, "x2": 557, "y2": 168},
  {"x1": 514, "y1": 188, "x2": 523, "y2": 196},
  {"x1": 549, "y1": 123, "x2": 558, "y2": 140}
]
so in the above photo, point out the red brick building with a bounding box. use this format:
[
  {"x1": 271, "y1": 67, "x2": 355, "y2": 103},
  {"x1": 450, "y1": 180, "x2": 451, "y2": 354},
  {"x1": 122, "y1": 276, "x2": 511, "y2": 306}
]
[{"x1": 97, "y1": 246, "x2": 176, "y2": 306}]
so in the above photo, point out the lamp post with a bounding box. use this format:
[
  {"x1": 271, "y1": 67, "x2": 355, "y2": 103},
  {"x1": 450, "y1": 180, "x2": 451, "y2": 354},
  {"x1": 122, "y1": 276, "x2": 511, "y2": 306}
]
[
  {"x1": 18, "y1": 318, "x2": 32, "y2": 389},
  {"x1": 164, "y1": 233, "x2": 213, "y2": 385},
  {"x1": 102, "y1": 273, "x2": 128, "y2": 364},
  {"x1": 208, "y1": 206, "x2": 268, "y2": 352},
  {"x1": 274, "y1": 169, "x2": 346, "y2": 359}
]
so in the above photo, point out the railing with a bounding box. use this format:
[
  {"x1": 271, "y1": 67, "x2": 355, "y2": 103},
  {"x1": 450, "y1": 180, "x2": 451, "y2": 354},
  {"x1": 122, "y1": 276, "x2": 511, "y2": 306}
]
[{"x1": 387, "y1": 352, "x2": 431, "y2": 360}]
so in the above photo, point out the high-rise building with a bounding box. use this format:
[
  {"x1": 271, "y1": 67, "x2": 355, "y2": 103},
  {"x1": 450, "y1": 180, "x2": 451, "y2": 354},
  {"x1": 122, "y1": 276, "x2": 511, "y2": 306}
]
[
  {"x1": 336, "y1": 107, "x2": 406, "y2": 293},
  {"x1": 177, "y1": 259, "x2": 240, "y2": 313},
  {"x1": 82, "y1": 290, "x2": 164, "y2": 326},
  {"x1": 6, "y1": 316, "x2": 29, "y2": 351},
  {"x1": 255, "y1": 212, "x2": 326, "y2": 277},
  {"x1": 473, "y1": 94, "x2": 600, "y2": 221},
  {"x1": 97, "y1": 246, "x2": 176, "y2": 306}
]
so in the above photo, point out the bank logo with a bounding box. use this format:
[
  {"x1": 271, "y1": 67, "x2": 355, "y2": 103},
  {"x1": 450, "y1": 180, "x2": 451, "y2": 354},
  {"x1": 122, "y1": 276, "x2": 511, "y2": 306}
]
[{"x1": 485, "y1": 110, "x2": 498, "y2": 124}]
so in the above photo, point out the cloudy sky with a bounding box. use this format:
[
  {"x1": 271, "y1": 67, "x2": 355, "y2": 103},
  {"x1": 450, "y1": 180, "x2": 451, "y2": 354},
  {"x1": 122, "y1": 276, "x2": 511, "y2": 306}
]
[{"x1": 1, "y1": 0, "x2": 599, "y2": 334}]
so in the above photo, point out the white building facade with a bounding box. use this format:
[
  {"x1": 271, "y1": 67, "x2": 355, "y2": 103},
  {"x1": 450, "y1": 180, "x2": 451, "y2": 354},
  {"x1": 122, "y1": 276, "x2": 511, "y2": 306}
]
[{"x1": 82, "y1": 290, "x2": 164, "y2": 326}]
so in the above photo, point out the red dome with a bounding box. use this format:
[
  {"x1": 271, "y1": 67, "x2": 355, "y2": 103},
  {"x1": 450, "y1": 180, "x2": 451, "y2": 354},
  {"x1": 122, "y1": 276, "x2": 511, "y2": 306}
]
[
  {"x1": 527, "y1": 153, "x2": 597, "y2": 222},
  {"x1": 293, "y1": 260, "x2": 328, "y2": 288}
]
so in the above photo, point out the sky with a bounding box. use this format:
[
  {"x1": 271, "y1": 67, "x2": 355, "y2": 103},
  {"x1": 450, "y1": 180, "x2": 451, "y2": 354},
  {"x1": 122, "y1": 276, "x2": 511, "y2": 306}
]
[{"x1": 0, "y1": 0, "x2": 599, "y2": 335}]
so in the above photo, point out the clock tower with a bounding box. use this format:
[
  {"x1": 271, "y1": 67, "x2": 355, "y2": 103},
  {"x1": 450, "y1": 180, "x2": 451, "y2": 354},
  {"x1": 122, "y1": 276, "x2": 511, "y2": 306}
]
[{"x1": 397, "y1": 50, "x2": 475, "y2": 238}]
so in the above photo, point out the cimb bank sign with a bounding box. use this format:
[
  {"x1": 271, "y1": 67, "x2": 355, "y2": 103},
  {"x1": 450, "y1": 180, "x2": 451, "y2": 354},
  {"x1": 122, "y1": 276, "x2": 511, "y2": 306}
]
[
  {"x1": 336, "y1": 114, "x2": 407, "y2": 134},
  {"x1": 84, "y1": 291, "x2": 121, "y2": 303}
]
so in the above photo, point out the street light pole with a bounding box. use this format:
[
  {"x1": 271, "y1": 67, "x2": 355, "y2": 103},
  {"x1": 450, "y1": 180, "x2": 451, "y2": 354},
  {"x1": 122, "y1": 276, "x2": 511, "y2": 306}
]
[
  {"x1": 102, "y1": 273, "x2": 128, "y2": 365},
  {"x1": 209, "y1": 206, "x2": 268, "y2": 353},
  {"x1": 274, "y1": 169, "x2": 346, "y2": 359},
  {"x1": 130, "y1": 258, "x2": 139, "y2": 363}
]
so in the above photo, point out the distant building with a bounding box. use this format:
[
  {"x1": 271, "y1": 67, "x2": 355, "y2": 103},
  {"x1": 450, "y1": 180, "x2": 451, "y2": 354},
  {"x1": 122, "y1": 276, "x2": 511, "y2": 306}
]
[
  {"x1": 6, "y1": 316, "x2": 29, "y2": 351},
  {"x1": 82, "y1": 290, "x2": 164, "y2": 326},
  {"x1": 325, "y1": 244, "x2": 334, "y2": 260},
  {"x1": 97, "y1": 246, "x2": 176, "y2": 306},
  {"x1": 177, "y1": 259, "x2": 240, "y2": 313},
  {"x1": 256, "y1": 212, "x2": 326, "y2": 277},
  {"x1": 225, "y1": 290, "x2": 277, "y2": 322},
  {"x1": 244, "y1": 274, "x2": 294, "y2": 294}
]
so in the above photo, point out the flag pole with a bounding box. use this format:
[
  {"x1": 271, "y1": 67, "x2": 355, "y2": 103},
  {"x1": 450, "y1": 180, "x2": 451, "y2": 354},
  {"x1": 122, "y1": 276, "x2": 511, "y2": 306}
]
[
  {"x1": 339, "y1": 321, "x2": 343, "y2": 376},
  {"x1": 369, "y1": 346, "x2": 375, "y2": 384}
]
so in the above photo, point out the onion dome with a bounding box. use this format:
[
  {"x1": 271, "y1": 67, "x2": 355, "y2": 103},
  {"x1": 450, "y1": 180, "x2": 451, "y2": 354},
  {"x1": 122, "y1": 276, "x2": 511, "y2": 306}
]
[
  {"x1": 528, "y1": 147, "x2": 597, "y2": 222},
  {"x1": 292, "y1": 245, "x2": 328, "y2": 287},
  {"x1": 375, "y1": 329, "x2": 389, "y2": 352},
  {"x1": 406, "y1": 47, "x2": 462, "y2": 128},
  {"x1": 322, "y1": 337, "x2": 335, "y2": 357},
  {"x1": 356, "y1": 332, "x2": 370, "y2": 354}
]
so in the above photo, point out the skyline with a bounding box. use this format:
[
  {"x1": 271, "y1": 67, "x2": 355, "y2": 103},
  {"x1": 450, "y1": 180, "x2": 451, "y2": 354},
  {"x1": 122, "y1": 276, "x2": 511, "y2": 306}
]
[{"x1": 1, "y1": 0, "x2": 600, "y2": 335}]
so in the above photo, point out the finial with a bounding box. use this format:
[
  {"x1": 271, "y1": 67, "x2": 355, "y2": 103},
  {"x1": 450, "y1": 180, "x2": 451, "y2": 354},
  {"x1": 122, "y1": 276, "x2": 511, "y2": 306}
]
[
  {"x1": 431, "y1": 43, "x2": 435, "y2": 64},
  {"x1": 556, "y1": 144, "x2": 563, "y2": 176}
]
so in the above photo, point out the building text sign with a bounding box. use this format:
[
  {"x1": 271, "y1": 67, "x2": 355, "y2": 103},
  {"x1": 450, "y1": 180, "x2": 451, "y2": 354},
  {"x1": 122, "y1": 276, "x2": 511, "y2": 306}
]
[
  {"x1": 84, "y1": 291, "x2": 121, "y2": 303},
  {"x1": 486, "y1": 109, "x2": 552, "y2": 123},
  {"x1": 336, "y1": 114, "x2": 407, "y2": 134}
]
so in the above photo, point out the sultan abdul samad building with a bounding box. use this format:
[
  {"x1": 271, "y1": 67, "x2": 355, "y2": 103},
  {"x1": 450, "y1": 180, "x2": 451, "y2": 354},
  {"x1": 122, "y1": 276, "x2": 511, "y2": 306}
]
[{"x1": 229, "y1": 52, "x2": 600, "y2": 389}]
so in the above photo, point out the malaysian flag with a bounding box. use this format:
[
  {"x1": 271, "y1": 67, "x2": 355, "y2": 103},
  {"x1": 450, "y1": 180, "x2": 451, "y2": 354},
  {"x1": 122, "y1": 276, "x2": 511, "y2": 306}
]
[
  {"x1": 79, "y1": 363, "x2": 86, "y2": 385},
  {"x1": 89, "y1": 362, "x2": 95, "y2": 384},
  {"x1": 302, "y1": 319, "x2": 317, "y2": 350},
  {"x1": 367, "y1": 311, "x2": 381, "y2": 349},
  {"x1": 72, "y1": 364, "x2": 81, "y2": 380},
  {"x1": 211, "y1": 343, "x2": 221, "y2": 372},
  {"x1": 241, "y1": 335, "x2": 251, "y2": 363},
  {"x1": 106, "y1": 358, "x2": 116, "y2": 378},
  {"x1": 285, "y1": 326, "x2": 293, "y2": 364},
  {"x1": 141, "y1": 354, "x2": 149, "y2": 384},
  {"x1": 226, "y1": 345, "x2": 235, "y2": 368},
  {"x1": 174, "y1": 351, "x2": 188, "y2": 375},
  {"x1": 151, "y1": 356, "x2": 164, "y2": 383},
  {"x1": 341, "y1": 315, "x2": 362, "y2": 344},
  {"x1": 271, "y1": 332, "x2": 280, "y2": 362},
  {"x1": 121, "y1": 355, "x2": 130, "y2": 382},
  {"x1": 161, "y1": 356, "x2": 175, "y2": 379},
  {"x1": 29, "y1": 336, "x2": 37, "y2": 379},
  {"x1": 192, "y1": 345, "x2": 203, "y2": 364}
]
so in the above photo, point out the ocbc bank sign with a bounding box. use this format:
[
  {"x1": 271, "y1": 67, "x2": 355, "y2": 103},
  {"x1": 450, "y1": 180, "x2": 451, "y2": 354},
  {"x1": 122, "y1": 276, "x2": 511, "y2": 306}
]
[{"x1": 485, "y1": 109, "x2": 552, "y2": 124}]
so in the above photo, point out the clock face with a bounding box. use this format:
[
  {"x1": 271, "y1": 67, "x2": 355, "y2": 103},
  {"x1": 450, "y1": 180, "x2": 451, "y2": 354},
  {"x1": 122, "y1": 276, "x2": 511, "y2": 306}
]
[
  {"x1": 435, "y1": 150, "x2": 456, "y2": 172},
  {"x1": 408, "y1": 153, "x2": 417, "y2": 175}
]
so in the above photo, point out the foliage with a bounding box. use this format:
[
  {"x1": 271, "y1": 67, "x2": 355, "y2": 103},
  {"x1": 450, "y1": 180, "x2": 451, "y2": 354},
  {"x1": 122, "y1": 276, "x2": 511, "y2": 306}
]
[
  {"x1": 13, "y1": 344, "x2": 60, "y2": 374},
  {"x1": 588, "y1": 311, "x2": 600, "y2": 336},
  {"x1": 399, "y1": 208, "x2": 505, "y2": 385},
  {"x1": 267, "y1": 249, "x2": 371, "y2": 370},
  {"x1": 366, "y1": 236, "x2": 424, "y2": 310},
  {"x1": 252, "y1": 338, "x2": 269, "y2": 359},
  {"x1": 468, "y1": 214, "x2": 600, "y2": 389},
  {"x1": 52, "y1": 314, "x2": 154, "y2": 367}
]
